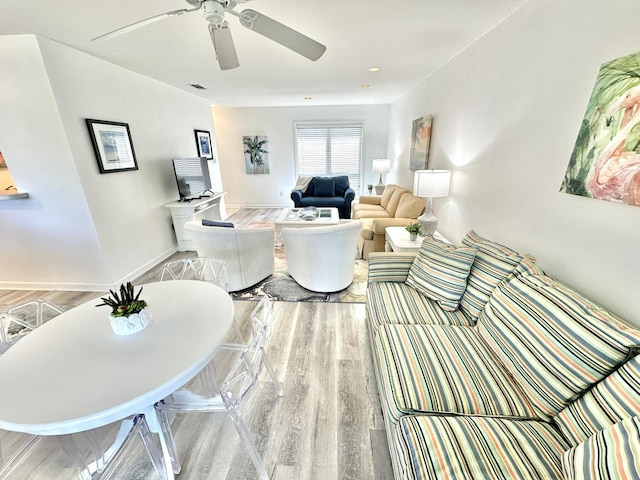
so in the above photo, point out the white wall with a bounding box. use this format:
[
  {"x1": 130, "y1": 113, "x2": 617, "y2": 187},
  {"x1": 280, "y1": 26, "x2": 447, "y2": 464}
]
[
  {"x1": 0, "y1": 35, "x2": 222, "y2": 290},
  {"x1": 213, "y1": 105, "x2": 390, "y2": 209},
  {"x1": 387, "y1": 0, "x2": 640, "y2": 325}
]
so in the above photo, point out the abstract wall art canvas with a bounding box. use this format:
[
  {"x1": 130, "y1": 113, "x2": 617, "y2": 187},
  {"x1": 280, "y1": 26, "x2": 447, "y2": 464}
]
[
  {"x1": 409, "y1": 115, "x2": 433, "y2": 171},
  {"x1": 243, "y1": 135, "x2": 269, "y2": 174},
  {"x1": 561, "y1": 51, "x2": 640, "y2": 206}
]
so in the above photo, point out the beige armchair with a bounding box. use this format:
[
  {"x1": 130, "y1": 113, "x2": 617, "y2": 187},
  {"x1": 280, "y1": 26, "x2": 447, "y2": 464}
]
[
  {"x1": 184, "y1": 221, "x2": 275, "y2": 292},
  {"x1": 352, "y1": 185, "x2": 425, "y2": 259}
]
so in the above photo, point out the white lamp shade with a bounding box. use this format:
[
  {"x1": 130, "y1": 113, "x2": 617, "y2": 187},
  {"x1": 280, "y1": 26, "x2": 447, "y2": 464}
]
[
  {"x1": 414, "y1": 170, "x2": 451, "y2": 198},
  {"x1": 372, "y1": 158, "x2": 391, "y2": 174}
]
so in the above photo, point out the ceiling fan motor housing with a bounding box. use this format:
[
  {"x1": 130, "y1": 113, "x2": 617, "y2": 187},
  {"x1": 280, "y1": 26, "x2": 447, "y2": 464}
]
[{"x1": 203, "y1": 1, "x2": 225, "y2": 24}]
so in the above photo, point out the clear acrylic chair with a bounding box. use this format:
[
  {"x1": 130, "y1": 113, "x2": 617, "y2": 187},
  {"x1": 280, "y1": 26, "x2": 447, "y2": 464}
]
[
  {"x1": 0, "y1": 415, "x2": 165, "y2": 480},
  {"x1": 160, "y1": 257, "x2": 229, "y2": 291},
  {"x1": 0, "y1": 298, "x2": 65, "y2": 349},
  {"x1": 156, "y1": 326, "x2": 278, "y2": 480}
]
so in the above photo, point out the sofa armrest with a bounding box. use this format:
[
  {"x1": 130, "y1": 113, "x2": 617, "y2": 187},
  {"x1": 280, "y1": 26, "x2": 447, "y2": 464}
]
[
  {"x1": 358, "y1": 195, "x2": 382, "y2": 205},
  {"x1": 371, "y1": 217, "x2": 416, "y2": 235},
  {"x1": 290, "y1": 189, "x2": 303, "y2": 206},
  {"x1": 367, "y1": 252, "x2": 417, "y2": 283}
]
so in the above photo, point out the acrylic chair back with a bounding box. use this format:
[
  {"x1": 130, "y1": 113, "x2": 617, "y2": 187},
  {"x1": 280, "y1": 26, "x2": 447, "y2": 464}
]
[
  {"x1": 160, "y1": 257, "x2": 229, "y2": 291},
  {"x1": 0, "y1": 299, "x2": 65, "y2": 348}
]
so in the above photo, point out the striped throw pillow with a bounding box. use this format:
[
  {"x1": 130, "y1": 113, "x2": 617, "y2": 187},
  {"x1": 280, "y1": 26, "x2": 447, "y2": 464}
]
[
  {"x1": 561, "y1": 416, "x2": 640, "y2": 480},
  {"x1": 405, "y1": 236, "x2": 477, "y2": 311},
  {"x1": 459, "y1": 230, "x2": 525, "y2": 319}
]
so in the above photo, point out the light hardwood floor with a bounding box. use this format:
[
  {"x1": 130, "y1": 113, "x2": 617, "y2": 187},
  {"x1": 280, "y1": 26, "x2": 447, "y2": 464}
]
[{"x1": 0, "y1": 209, "x2": 393, "y2": 479}]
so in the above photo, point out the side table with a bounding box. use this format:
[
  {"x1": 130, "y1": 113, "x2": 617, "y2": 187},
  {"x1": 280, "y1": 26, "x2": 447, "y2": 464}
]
[{"x1": 385, "y1": 227, "x2": 449, "y2": 253}]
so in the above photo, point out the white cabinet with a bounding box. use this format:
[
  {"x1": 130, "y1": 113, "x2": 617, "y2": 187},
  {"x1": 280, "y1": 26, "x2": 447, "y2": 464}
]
[{"x1": 165, "y1": 192, "x2": 227, "y2": 251}]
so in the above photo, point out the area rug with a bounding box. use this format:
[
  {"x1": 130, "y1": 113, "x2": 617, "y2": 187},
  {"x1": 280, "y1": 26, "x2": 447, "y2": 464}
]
[{"x1": 231, "y1": 221, "x2": 368, "y2": 303}]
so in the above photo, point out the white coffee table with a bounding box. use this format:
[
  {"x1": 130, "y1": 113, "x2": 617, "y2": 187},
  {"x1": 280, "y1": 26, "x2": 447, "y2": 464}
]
[
  {"x1": 385, "y1": 226, "x2": 449, "y2": 253},
  {"x1": 274, "y1": 207, "x2": 340, "y2": 233}
]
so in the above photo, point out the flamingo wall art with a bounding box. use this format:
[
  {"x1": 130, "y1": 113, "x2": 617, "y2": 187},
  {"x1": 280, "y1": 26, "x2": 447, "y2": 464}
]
[{"x1": 561, "y1": 51, "x2": 640, "y2": 207}]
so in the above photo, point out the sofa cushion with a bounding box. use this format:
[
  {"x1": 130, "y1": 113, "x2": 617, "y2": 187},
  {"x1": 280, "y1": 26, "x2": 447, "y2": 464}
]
[
  {"x1": 459, "y1": 230, "x2": 525, "y2": 320},
  {"x1": 375, "y1": 324, "x2": 538, "y2": 425},
  {"x1": 406, "y1": 237, "x2": 477, "y2": 311},
  {"x1": 380, "y1": 184, "x2": 400, "y2": 210},
  {"x1": 394, "y1": 415, "x2": 569, "y2": 480},
  {"x1": 554, "y1": 354, "x2": 640, "y2": 445},
  {"x1": 333, "y1": 175, "x2": 350, "y2": 196},
  {"x1": 561, "y1": 416, "x2": 640, "y2": 480},
  {"x1": 385, "y1": 186, "x2": 411, "y2": 217},
  {"x1": 394, "y1": 193, "x2": 425, "y2": 219},
  {"x1": 366, "y1": 282, "x2": 474, "y2": 334},
  {"x1": 314, "y1": 177, "x2": 335, "y2": 197},
  {"x1": 476, "y1": 273, "x2": 640, "y2": 421}
]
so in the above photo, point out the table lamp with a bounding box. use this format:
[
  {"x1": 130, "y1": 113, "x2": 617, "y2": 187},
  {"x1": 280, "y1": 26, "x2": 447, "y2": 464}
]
[
  {"x1": 413, "y1": 169, "x2": 451, "y2": 236},
  {"x1": 372, "y1": 158, "x2": 391, "y2": 194}
]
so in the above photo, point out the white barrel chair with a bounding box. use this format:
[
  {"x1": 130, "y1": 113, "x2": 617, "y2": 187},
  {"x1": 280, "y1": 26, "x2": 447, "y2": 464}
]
[
  {"x1": 184, "y1": 221, "x2": 275, "y2": 292},
  {"x1": 281, "y1": 220, "x2": 362, "y2": 292}
]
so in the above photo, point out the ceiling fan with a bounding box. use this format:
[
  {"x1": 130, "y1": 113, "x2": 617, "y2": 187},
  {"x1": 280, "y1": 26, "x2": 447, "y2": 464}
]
[{"x1": 92, "y1": 0, "x2": 326, "y2": 70}]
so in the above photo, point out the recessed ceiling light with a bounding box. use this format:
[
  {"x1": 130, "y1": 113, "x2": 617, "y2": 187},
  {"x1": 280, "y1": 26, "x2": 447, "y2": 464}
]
[
  {"x1": 188, "y1": 83, "x2": 207, "y2": 90},
  {"x1": 368, "y1": 67, "x2": 380, "y2": 72},
  {"x1": 304, "y1": 97, "x2": 313, "y2": 100},
  {"x1": 361, "y1": 84, "x2": 370, "y2": 88}
]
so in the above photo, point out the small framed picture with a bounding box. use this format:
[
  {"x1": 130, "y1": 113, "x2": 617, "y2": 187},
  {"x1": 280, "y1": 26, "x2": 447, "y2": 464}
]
[
  {"x1": 194, "y1": 129, "x2": 213, "y2": 159},
  {"x1": 86, "y1": 119, "x2": 138, "y2": 174}
]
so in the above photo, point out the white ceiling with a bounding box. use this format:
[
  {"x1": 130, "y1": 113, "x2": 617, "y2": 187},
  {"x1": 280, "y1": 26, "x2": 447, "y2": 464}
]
[{"x1": 0, "y1": 0, "x2": 527, "y2": 107}]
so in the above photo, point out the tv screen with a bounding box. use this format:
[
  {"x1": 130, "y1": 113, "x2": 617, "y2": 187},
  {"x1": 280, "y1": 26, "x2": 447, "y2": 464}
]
[{"x1": 172, "y1": 157, "x2": 212, "y2": 200}]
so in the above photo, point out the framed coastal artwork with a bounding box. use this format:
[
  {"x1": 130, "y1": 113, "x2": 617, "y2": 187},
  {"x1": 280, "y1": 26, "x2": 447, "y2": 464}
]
[
  {"x1": 86, "y1": 119, "x2": 138, "y2": 174},
  {"x1": 409, "y1": 115, "x2": 433, "y2": 171},
  {"x1": 194, "y1": 129, "x2": 213, "y2": 159},
  {"x1": 243, "y1": 135, "x2": 270, "y2": 174},
  {"x1": 560, "y1": 51, "x2": 640, "y2": 207}
]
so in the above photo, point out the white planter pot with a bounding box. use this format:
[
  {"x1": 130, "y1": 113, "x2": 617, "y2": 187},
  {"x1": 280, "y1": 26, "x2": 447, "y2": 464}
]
[
  {"x1": 109, "y1": 308, "x2": 151, "y2": 335},
  {"x1": 409, "y1": 233, "x2": 418, "y2": 241}
]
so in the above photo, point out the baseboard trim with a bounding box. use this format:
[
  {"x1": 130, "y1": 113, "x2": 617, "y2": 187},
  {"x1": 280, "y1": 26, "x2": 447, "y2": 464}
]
[{"x1": 0, "y1": 248, "x2": 177, "y2": 292}]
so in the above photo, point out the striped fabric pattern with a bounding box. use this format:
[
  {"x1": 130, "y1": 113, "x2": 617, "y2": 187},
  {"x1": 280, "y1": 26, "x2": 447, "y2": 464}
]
[
  {"x1": 367, "y1": 252, "x2": 417, "y2": 284},
  {"x1": 405, "y1": 237, "x2": 477, "y2": 311},
  {"x1": 476, "y1": 273, "x2": 640, "y2": 421},
  {"x1": 366, "y1": 282, "x2": 474, "y2": 335},
  {"x1": 555, "y1": 355, "x2": 640, "y2": 445},
  {"x1": 561, "y1": 416, "x2": 640, "y2": 480},
  {"x1": 394, "y1": 415, "x2": 569, "y2": 480},
  {"x1": 374, "y1": 324, "x2": 538, "y2": 426},
  {"x1": 459, "y1": 230, "x2": 525, "y2": 320}
]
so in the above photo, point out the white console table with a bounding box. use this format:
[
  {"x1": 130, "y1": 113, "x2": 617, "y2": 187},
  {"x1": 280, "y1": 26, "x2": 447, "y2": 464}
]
[{"x1": 165, "y1": 192, "x2": 227, "y2": 251}]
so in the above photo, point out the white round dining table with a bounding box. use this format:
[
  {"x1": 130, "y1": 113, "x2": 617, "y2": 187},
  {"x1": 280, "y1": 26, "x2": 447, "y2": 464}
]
[{"x1": 0, "y1": 280, "x2": 234, "y2": 479}]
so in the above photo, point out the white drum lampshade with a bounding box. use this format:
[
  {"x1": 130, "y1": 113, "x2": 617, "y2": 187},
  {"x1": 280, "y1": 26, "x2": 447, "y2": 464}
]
[
  {"x1": 372, "y1": 159, "x2": 391, "y2": 194},
  {"x1": 413, "y1": 170, "x2": 451, "y2": 236}
]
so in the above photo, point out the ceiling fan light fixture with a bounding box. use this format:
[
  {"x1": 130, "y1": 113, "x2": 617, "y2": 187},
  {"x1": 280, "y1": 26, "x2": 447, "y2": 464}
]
[{"x1": 203, "y1": 0, "x2": 226, "y2": 24}]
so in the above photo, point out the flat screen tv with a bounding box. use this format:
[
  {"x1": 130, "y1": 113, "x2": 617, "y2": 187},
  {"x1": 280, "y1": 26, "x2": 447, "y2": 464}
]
[{"x1": 172, "y1": 157, "x2": 212, "y2": 200}]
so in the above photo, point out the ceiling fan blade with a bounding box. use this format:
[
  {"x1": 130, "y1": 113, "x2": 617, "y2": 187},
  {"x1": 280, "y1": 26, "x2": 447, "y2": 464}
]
[
  {"x1": 209, "y1": 22, "x2": 240, "y2": 70},
  {"x1": 235, "y1": 9, "x2": 326, "y2": 61},
  {"x1": 92, "y1": 8, "x2": 198, "y2": 41}
]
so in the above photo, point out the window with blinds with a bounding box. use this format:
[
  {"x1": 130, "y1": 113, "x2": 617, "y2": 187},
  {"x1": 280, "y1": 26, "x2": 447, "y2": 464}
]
[{"x1": 294, "y1": 123, "x2": 363, "y2": 191}]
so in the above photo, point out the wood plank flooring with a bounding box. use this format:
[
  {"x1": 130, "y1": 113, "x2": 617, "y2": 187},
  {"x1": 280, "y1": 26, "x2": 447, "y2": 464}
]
[{"x1": 0, "y1": 209, "x2": 393, "y2": 479}]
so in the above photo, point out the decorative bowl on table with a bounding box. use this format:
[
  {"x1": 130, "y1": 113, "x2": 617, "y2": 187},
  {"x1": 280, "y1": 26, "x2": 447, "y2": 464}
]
[{"x1": 298, "y1": 206, "x2": 319, "y2": 220}]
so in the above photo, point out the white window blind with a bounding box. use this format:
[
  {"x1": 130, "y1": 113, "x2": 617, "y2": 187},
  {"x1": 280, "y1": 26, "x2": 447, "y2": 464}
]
[{"x1": 294, "y1": 123, "x2": 363, "y2": 191}]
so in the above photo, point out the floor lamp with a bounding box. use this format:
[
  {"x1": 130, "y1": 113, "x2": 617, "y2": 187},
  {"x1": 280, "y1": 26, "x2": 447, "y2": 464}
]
[
  {"x1": 372, "y1": 159, "x2": 391, "y2": 194},
  {"x1": 413, "y1": 170, "x2": 451, "y2": 236}
]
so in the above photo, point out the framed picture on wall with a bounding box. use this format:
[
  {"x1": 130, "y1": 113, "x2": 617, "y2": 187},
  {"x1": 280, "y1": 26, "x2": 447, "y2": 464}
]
[
  {"x1": 86, "y1": 119, "x2": 138, "y2": 174},
  {"x1": 194, "y1": 129, "x2": 213, "y2": 159},
  {"x1": 409, "y1": 115, "x2": 433, "y2": 171}
]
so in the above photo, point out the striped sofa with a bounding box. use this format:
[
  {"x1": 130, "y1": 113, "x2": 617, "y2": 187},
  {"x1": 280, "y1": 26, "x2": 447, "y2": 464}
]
[{"x1": 366, "y1": 230, "x2": 640, "y2": 479}]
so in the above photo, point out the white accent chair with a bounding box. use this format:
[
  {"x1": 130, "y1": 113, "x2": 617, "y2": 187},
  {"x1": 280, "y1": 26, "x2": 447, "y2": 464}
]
[
  {"x1": 184, "y1": 221, "x2": 275, "y2": 292},
  {"x1": 281, "y1": 220, "x2": 362, "y2": 292}
]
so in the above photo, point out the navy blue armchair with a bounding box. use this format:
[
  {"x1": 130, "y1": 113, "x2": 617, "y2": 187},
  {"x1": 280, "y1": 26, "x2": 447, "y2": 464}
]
[{"x1": 290, "y1": 175, "x2": 356, "y2": 219}]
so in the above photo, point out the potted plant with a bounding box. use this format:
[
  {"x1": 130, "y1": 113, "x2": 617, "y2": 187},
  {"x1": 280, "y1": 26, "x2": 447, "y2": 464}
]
[
  {"x1": 96, "y1": 282, "x2": 151, "y2": 335},
  {"x1": 367, "y1": 184, "x2": 373, "y2": 194},
  {"x1": 405, "y1": 222, "x2": 422, "y2": 241}
]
